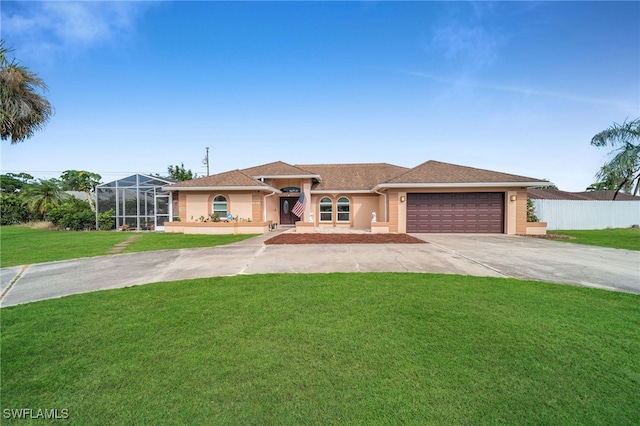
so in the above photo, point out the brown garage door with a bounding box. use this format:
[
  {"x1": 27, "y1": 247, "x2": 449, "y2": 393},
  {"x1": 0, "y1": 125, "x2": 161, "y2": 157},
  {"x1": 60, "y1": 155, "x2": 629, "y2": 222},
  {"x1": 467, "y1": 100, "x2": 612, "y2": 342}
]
[{"x1": 407, "y1": 193, "x2": 504, "y2": 233}]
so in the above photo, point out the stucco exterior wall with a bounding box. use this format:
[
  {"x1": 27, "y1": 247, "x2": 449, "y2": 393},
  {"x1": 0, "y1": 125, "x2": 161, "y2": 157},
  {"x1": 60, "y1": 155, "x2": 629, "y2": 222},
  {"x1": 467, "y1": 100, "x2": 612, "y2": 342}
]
[
  {"x1": 179, "y1": 191, "x2": 261, "y2": 222},
  {"x1": 307, "y1": 193, "x2": 378, "y2": 228},
  {"x1": 388, "y1": 192, "x2": 399, "y2": 232},
  {"x1": 173, "y1": 184, "x2": 531, "y2": 234},
  {"x1": 515, "y1": 189, "x2": 528, "y2": 234},
  {"x1": 252, "y1": 194, "x2": 262, "y2": 222},
  {"x1": 177, "y1": 192, "x2": 187, "y2": 221},
  {"x1": 352, "y1": 195, "x2": 379, "y2": 227},
  {"x1": 265, "y1": 193, "x2": 279, "y2": 223},
  {"x1": 184, "y1": 193, "x2": 211, "y2": 222},
  {"x1": 228, "y1": 193, "x2": 253, "y2": 220},
  {"x1": 165, "y1": 221, "x2": 270, "y2": 234}
]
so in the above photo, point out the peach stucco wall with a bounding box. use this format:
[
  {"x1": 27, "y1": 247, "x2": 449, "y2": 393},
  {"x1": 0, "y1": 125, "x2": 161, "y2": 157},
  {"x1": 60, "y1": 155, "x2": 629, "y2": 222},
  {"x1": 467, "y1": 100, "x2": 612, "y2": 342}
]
[
  {"x1": 173, "y1": 184, "x2": 531, "y2": 235},
  {"x1": 306, "y1": 194, "x2": 379, "y2": 227},
  {"x1": 165, "y1": 221, "x2": 270, "y2": 234},
  {"x1": 180, "y1": 191, "x2": 262, "y2": 222}
]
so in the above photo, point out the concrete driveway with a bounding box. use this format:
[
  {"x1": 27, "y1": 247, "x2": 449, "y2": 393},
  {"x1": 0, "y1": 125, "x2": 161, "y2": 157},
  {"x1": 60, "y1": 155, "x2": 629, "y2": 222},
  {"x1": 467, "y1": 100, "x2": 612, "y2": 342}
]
[
  {"x1": 414, "y1": 234, "x2": 639, "y2": 294},
  {"x1": 1, "y1": 233, "x2": 638, "y2": 307}
]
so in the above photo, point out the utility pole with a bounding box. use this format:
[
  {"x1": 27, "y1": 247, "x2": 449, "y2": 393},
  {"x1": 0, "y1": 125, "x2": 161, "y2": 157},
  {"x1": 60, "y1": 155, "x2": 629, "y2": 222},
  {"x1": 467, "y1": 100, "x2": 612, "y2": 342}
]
[{"x1": 203, "y1": 147, "x2": 210, "y2": 176}]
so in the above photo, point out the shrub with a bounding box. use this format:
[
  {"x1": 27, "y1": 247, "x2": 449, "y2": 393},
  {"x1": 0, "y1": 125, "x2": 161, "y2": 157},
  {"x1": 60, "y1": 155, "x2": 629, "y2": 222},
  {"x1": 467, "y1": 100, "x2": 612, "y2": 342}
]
[
  {"x1": 98, "y1": 209, "x2": 115, "y2": 231},
  {"x1": 0, "y1": 192, "x2": 31, "y2": 225},
  {"x1": 48, "y1": 198, "x2": 95, "y2": 230},
  {"x1": 527, "y1": 197, "x2": 540, "y2": 222}
]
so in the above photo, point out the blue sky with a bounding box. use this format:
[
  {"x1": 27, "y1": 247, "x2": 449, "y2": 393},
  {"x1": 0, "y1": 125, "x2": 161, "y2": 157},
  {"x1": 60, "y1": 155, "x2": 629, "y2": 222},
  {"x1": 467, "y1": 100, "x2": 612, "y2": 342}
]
[{"x1": 1, "y1": 1, "x2": 638, "y2": 191}]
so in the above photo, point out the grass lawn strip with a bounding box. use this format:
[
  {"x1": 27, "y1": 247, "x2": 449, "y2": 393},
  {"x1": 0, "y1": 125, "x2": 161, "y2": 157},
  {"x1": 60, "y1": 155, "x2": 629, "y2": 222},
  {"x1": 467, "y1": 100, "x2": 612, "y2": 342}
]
[
  {"x1": 0, "y1": 226, "x2": 257, "y2": 267},
  {"x1": 2, "y1": 273, "x2": 638, "y2": 425},
  {"x1": 547, "y1": 228, "x2": 640, "y2": 251}
]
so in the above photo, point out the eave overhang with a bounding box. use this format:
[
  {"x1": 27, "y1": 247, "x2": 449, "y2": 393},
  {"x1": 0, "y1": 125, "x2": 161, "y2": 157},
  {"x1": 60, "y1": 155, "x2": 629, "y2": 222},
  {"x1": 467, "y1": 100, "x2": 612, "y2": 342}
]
[
  {"x1": 311, "y1": 190, "x2": 373, "y2": 194},
  {"x1": 372, "y1": 181, "x2": 552, "y2": 191},
  {"x1": 253, "y1": 174, "x2": 322, "y2": 182},
  {"x1": 162, "y1": 185, "x2": 281, "y2": 193}
]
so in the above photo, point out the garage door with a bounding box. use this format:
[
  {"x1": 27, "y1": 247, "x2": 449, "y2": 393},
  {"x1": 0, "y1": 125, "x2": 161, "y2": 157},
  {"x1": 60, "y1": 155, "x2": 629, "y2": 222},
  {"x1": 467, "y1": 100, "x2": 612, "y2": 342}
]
[{"x1": 407, "y1": 193, "x2": 504, "y2": 233}]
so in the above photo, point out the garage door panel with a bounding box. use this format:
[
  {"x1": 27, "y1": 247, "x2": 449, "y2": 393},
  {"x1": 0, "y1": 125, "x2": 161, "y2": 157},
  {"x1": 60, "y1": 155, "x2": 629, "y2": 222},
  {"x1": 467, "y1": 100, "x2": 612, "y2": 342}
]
[{"x1": 407, "y1": 192, "x2": 504, "y2": 233}]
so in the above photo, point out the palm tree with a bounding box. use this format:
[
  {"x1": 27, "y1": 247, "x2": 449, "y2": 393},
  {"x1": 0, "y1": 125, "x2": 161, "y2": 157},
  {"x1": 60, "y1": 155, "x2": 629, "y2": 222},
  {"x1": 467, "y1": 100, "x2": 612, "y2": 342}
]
[
  {"x1": 1, "y1": 40, "x2": 53, "y2": 144},
  {"x1": 23, "y1": 179, "x2": 68, "y2": 220},
  {"x1": 591, "y1": 118, "x2": 640, "y2": 199}
]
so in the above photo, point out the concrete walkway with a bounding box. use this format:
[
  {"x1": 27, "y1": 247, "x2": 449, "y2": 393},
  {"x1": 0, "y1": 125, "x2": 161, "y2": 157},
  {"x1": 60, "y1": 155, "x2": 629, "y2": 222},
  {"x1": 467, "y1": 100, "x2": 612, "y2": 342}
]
[{"x1": 1, "y1": 231, "x2": 638, "y2": 307}]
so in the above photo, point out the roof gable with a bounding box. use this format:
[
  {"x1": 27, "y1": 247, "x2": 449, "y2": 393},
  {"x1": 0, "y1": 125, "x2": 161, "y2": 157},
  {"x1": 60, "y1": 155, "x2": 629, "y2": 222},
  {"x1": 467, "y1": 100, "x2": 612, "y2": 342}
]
[
  {"x1": 241, "y1": 161, "x2": 319, "y2": 178},
  {"x1": 386, "y1": 160, "x2": 547, "y2": 185},
  {"x1": 165, "y1": 169, "x2": 269, "y2": 189},
  {"x1": 298, "y1": 163, "x2": 409, "y2": 191}
]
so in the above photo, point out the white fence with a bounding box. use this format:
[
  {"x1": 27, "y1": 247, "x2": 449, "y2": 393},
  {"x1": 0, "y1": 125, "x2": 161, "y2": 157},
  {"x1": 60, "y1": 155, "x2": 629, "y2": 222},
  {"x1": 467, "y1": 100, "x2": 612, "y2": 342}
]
[{"x1": 532, "y1": 200, "x2": 640, "y2": 230}]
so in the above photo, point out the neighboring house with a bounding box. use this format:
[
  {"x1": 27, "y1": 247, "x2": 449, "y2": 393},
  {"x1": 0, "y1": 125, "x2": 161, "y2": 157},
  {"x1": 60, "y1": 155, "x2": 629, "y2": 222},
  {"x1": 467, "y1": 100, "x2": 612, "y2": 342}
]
[
  {"x1": 528, "y1": 188, "x2": 640, "y2": 201},
  {"x1": 163, "y1": 160, "x2": 549, "y2": 235},
  {"x1": 65, "y1": 190, "x2": 89, "y2": 201}
]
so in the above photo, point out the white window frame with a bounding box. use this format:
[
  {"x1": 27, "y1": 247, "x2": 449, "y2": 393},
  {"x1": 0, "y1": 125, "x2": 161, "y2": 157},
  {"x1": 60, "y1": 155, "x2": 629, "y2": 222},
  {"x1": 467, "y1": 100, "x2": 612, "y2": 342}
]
[
  {"x1": 212, "y1": 195, "x2": 228, "y2": 218},
  {"x1": 319, "y1": 197, "x2": 332, "y2": 222},
  {"x1": 336, "y1": 196, "x2": 350, "y2": 222}
]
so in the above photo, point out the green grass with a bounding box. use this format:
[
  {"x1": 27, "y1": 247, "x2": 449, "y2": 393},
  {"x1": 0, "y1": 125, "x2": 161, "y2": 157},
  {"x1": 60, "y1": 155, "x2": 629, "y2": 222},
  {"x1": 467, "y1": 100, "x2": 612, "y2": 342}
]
[
  {"x1": 548, "y1": 227, "x2": 640, "y2": 251},
  {"x1": 2, "y1": 273, "x2": 638, "y2": 425},
  {"x1": 0, "y1": 226, "x2": 257, "y2": 268},
  {"x1": 120, "y1": 232, "x2": 256, "y2": 254}
]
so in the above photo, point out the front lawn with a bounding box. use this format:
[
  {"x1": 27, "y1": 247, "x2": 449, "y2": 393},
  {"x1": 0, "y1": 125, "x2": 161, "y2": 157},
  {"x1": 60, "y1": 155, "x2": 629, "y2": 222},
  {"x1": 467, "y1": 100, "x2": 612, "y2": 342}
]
[
  {"x1": 2, "y1": 273, "x2": 638, "y2": 425},
  {"x1": 0, "y1": 226, "x2": 257, "y2": 267},
  {"x1": 548, "y1": 227, "x2": 640, "y2": 251}
]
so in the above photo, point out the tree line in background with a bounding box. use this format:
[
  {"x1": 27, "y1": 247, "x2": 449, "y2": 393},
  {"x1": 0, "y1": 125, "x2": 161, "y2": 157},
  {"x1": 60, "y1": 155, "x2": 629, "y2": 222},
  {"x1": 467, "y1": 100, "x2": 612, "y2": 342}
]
[{"x1": 0, "y1": 165, "x2": 194, "y2": 230}]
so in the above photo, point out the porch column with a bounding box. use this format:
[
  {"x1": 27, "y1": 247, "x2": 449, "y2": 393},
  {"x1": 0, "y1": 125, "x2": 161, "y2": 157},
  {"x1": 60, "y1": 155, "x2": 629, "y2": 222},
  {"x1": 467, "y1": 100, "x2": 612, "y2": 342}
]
[{"x1": 302, "y1": 180, "x2": 312, "y2": 222}]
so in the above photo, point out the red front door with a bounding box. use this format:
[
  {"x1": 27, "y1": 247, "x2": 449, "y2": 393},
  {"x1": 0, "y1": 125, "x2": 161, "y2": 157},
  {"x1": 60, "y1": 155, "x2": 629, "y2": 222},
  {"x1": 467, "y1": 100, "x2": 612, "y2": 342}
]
[{"x1": 280, "y1": 197, "x2": 299, "y2": 225}]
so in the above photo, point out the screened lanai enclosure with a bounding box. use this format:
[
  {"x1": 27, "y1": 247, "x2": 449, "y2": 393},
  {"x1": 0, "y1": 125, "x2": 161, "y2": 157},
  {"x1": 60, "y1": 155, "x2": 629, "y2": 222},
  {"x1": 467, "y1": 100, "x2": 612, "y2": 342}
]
[{"x1": 95, "y1": 174, "x2": 175, "y2": 231}]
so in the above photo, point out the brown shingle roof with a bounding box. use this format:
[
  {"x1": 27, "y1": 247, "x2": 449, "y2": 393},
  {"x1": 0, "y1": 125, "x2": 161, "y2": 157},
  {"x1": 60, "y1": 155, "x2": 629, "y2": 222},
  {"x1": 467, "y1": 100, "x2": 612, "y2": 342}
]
[
  {"x1": 167, "y1": 160, "x2": 550, "y2": 192},
  {"x1": 165, "y1": 169, "x2": 269, "y2": 189},
  {"x1": 386, "y1": 160, "x2": 547, "y2": 184},
  {"x1": 298, "y1": 163, "x2": 409, "y2": 191},
  {"x1": 242, "y1": 161, "x2": 319, "y2": 178},
  {"x1": 527, "y1": 188, "x2": 587, "y2": 200},
  {"x1": 575, "y1": 191, "x2": 640, "y2": 201},
  {"x1": 529, "y1": 188, "x2": 640, "y2": 201}
]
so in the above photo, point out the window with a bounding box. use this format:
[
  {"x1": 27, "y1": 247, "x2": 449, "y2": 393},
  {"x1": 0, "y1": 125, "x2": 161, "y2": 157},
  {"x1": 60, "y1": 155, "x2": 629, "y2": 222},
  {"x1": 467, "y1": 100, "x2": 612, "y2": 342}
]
[
  {"x1": 319, "y1": 197, "x2": 332, "y2": 222},
  {"x1": 213, "y1": 195, "x2": 228, "y2": 218},
  {"x1": 337, "y1": 197, "x2": 350, "y2": 222}
]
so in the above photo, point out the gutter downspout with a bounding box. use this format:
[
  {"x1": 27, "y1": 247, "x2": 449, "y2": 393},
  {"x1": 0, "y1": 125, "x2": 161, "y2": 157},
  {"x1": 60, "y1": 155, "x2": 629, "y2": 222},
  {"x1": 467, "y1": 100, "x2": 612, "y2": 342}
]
[
  {"x1": 263, "y1": 190, "x2": 277, "y2": 222},
  {"x1": 373, "y1": 189, "x2": 388, "y2": 222}
]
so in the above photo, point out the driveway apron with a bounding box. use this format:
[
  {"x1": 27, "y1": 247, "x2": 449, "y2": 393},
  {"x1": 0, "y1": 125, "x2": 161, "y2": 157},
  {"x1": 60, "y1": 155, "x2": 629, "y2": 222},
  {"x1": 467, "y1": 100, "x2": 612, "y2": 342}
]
[{"x1": 416, "y1": 234, "x2": 640, "y2": 294}]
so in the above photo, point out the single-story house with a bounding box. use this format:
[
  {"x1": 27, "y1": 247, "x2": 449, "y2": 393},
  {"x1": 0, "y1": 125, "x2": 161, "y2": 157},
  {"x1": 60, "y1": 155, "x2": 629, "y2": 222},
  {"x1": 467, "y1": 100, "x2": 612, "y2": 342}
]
[
  {"x1": 162, "y1": 160, "x2": 550, "y2": 235},
  {"x1": 528, "y1": 188, "x2": 640, "y2": 201}
]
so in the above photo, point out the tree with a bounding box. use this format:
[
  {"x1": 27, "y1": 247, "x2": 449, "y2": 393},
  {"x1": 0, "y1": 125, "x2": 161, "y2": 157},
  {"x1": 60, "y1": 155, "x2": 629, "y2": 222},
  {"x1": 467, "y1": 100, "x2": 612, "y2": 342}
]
[
  {"x1": 167, "y1": 163, "x2": 195, "y2": 181},
  {"x1": 0, "y1": 192, "x2": 30, "y2": 225},
  {"x1": 22, "y1": 179, "x2": 68, "y2": 220},
  {"x1": 0, "y1": 172, "x2": 33, "y2": 193},
  {"x1": 591, "y1": 118, "x2": 640, "y2": 200},
  {"x1": 1, "y1": 40, "x2": 53, "y2": 143},
  {"x1": 60, "y1": 170, "x2": 102, "y2": 212}
]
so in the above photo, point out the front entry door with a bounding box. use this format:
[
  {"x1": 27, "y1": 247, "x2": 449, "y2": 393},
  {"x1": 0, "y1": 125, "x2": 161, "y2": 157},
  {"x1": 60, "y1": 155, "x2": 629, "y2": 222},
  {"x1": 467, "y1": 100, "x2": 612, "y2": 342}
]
[{"x1": 280, "y1": 197, "x2": 300, "y2": 225}]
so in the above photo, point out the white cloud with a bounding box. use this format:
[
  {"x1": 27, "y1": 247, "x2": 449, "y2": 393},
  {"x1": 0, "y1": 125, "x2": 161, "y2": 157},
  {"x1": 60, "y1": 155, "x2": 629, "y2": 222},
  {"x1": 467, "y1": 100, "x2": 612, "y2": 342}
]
[{"x1": 1, "y1": 1, "x2": 150, "y2": 60}]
